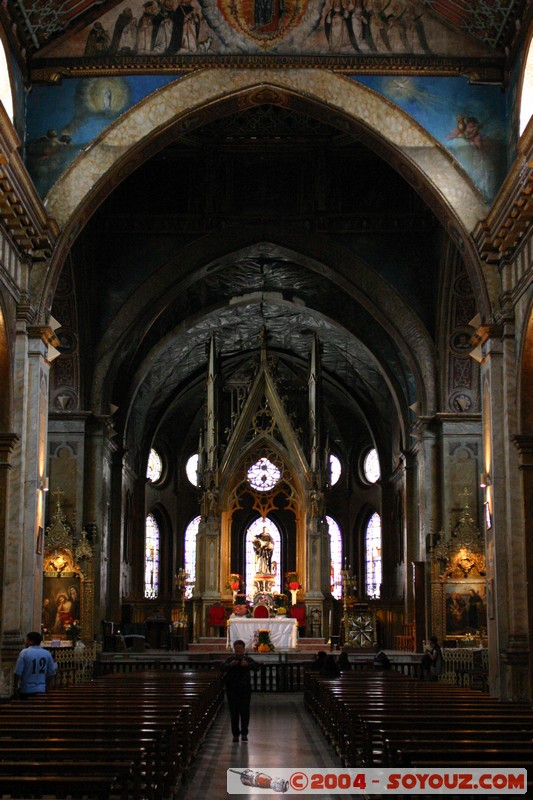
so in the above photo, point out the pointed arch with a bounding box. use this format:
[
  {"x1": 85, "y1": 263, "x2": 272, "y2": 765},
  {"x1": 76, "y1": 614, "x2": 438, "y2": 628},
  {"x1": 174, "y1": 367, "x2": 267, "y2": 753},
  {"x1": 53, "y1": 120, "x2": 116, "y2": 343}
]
[
  {"x1": 364, "y1": 511, "x2": 382, "y2": 600},
  {"x1": 184, "y1": 515, "x2": 200, "y2": 599},
  {"x1": 245, "y1": 517, "x2": 281, "y2": 598},
  {"x1": 144, "y1": 512, "x2": 160, "y2": 599},
  {"x1": 39, "y1": 69, "x2": 495, "y2": 322}
]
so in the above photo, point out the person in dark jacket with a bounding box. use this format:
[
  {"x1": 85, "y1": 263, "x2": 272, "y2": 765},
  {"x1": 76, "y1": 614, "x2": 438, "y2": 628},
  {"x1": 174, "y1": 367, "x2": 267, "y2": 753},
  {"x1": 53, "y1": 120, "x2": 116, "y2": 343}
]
[{"x1": 221, "y1": 640, "x2": 259, "y2": 742}]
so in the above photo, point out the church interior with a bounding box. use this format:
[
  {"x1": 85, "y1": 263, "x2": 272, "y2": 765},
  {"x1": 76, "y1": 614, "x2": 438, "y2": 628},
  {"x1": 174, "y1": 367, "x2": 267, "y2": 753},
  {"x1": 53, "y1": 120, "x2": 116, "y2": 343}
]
[{"x1": 1, "y1": 0, "x2": 533, "y2": 781}]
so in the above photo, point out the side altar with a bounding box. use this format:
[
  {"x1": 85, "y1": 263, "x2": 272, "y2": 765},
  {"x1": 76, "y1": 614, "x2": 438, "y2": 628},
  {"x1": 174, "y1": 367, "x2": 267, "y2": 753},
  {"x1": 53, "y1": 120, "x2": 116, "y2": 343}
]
[{"x1": 227, "y1": 616, "x2": 298, "y2": 651}]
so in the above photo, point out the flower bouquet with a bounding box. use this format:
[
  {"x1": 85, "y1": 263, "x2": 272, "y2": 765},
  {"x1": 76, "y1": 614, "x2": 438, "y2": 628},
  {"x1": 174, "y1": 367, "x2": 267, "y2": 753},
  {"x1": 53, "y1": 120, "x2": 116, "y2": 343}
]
[
  {"x1": 233, "y1": 594, "x2": 249, "y2": 616},
  {"x1": 285, "y1": 572, "x2": 301, "y2": 591},
  {"x1": 65, "y1": 620, "x2": 81, "y2": 644},
  {"x1": 273, "y1": 593, "x2": 287, "y2": 614},
  {"x1": 256, "y1": 629, "x2": 275, "y2": 653},
  {"x1": 285, "y1": 572, "x2": 301, "y2": 605},
  {"x1": 226, "y1": 573, "x2": 242, "y2": 592}
]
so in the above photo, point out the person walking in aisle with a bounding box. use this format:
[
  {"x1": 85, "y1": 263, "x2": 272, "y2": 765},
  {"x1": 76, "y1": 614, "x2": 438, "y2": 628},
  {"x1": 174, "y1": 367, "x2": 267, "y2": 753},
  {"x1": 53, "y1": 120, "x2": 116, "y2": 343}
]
[{"x1": 221, "y1": 639, "x2": 259, "y2": 742}]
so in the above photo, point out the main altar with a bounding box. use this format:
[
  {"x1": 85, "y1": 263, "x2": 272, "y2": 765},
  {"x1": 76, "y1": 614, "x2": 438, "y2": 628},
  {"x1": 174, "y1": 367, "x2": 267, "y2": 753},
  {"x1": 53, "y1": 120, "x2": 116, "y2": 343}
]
[{"x1": 227, "y1": 616, "x2": 298, "y2": 651}]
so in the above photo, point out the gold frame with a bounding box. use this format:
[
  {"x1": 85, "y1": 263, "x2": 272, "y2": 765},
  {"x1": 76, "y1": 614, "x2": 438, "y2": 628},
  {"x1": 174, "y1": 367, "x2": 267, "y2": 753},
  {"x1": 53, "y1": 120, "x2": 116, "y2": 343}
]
[
  {"x1": 430, "y1": 493, "x2": 486, "y2": 644},
  {"x1": 43, "y1": 490, "x2": 94, "y2": 642}
]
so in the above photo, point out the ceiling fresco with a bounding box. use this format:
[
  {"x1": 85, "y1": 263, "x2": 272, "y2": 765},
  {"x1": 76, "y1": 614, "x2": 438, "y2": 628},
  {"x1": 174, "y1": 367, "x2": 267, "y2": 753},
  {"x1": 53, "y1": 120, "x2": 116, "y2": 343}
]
[
  {"x1": 34, "y1": 0, "x2": 491, "y2": 61},
  {"x1": 9, "y1": 0, "x2": 527, "y2": 61}
]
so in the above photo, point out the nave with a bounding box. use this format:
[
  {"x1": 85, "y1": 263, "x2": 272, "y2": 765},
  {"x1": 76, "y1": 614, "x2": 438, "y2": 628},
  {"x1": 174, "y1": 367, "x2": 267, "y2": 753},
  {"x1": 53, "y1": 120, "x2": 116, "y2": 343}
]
[{"x1": 181, "y1": 692, "x2": 347, "y2": 800}]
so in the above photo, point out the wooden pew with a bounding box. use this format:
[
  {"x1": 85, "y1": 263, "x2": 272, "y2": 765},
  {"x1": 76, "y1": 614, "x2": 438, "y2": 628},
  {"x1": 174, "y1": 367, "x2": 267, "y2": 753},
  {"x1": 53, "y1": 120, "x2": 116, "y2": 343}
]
[{"x1": 0, "y1": 670, "x2": 224, "y2": 799}]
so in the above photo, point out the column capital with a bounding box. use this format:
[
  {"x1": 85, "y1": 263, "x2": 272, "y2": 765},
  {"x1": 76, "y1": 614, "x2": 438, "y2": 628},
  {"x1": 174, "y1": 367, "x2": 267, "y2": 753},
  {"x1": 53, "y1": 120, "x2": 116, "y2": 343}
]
[{"x1": 27, "y1": 325, "x2": 59, "y2": 348}]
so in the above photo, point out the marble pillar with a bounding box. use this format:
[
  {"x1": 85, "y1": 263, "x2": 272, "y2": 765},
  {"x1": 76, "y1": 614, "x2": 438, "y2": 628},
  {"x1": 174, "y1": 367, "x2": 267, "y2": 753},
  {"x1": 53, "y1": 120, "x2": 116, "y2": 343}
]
[
  {"x1": 3, "y1": 323, "x2": 51, "y2": 655},
  {"x1": 481, "y1": 326, "x2": 529, "y2": 700}
]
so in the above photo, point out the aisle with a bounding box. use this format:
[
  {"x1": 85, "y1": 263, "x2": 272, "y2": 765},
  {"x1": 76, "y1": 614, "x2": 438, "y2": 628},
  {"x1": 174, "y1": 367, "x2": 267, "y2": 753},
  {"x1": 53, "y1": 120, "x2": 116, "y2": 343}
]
[{"x1": 181, "y1": 692, "x2": 360, "y2": 799}]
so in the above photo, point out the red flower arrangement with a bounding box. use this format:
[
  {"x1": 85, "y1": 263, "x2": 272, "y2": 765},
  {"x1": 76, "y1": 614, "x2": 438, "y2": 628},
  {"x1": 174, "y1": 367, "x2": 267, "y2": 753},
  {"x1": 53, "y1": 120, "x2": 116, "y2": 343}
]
[
  {"x1": 226, "y1": 573, "x2": 242, "y2": 591},
  {"x1": 285, "y1": 572, "x2": 301, "y2": 591}
]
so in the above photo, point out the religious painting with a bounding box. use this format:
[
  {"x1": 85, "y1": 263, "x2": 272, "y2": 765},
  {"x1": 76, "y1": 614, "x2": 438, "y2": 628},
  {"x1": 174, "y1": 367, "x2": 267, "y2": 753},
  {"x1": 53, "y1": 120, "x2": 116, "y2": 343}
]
[
  {"x1": 25, "y1": 76, "x2": 176, "y2": 197},
  {"x1": 42, "y1": 574, "x2": 82, "y2": 638},
  {"x1": 354, "y1": 75, "x2": 507, "y2": 203},
  {"x1": 37, "y1": 0, "x2": 492, "y2": 60},
  {"x1": 217, "y1": 0, "x2": 309, "y2": 46},
  {"x1": 445, "y1": 581, "x2": 486, "y2": 636}
]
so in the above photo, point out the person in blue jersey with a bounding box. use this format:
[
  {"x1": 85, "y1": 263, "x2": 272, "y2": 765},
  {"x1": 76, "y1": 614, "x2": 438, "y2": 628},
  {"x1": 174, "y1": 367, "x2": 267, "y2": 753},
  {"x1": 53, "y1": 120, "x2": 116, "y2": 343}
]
[{"x1": 13, "y1": 631, "x2": 57, "y2": 699}]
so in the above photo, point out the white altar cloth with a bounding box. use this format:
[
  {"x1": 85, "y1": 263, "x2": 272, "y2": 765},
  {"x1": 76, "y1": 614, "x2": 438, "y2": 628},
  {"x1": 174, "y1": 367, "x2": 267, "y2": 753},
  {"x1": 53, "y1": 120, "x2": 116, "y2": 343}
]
[{"x1": 227, "y1": 616, "x2": 298, "y2": 650}]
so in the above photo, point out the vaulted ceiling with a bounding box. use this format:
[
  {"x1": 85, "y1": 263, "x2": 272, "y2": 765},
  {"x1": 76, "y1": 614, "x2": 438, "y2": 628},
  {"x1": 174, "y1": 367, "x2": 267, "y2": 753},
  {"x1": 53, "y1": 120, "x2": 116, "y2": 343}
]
[{"x1": 58, "y1": 102, "x2": 445, "y2": 476}]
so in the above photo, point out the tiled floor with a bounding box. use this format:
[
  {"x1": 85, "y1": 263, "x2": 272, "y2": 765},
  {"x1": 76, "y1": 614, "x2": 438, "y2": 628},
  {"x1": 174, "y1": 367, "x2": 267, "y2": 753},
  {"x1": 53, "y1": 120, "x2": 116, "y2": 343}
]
[{"x1": 181, "y1": 692, "x2": 360, "y2": 799}]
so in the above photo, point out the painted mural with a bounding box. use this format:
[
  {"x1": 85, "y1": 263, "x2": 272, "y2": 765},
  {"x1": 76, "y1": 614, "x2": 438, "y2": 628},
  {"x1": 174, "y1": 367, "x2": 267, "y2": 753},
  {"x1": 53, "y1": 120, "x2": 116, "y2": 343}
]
[
  {"x1": 25, "y1": 75, "x2": 177, "y2": 197},
  {"x1": 355, "y1": 75, "x2": 508, "y2": 202},
  {"x1": 41, "y1": 0, "x2": 489, "y2": 59},
  {"x1": 25, "y1": 72, "x2": 508, "y2": 201}
]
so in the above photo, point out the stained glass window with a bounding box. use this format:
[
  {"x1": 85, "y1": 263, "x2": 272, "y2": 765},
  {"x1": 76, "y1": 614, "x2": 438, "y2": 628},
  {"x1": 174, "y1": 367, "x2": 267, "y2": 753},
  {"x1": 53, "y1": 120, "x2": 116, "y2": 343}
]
[
  {"x1": 146, "y1": 448, "x2": 162, "y2": 483},
  {"x1": 326, "y1": 515, "x2": 342, "y2": 599},
  {"x1": 247, "y1": 457, "x2": 281, "y2": 491},
  {"x1": 520, "y1": 35, "x2": 533, "y2": 135},
  {"x1": 144, "y1": 513, "x2": 160, "y2": 598},
  {"x1": 184, "y1": 515, "x2": 200, "y2": 598},
  {"x1": 365, "y1": 512, "x2": 382, "y2": 599},
  {"x1": 245, "y1": 518, "x2": 281, "y2": 599},
  {"x1": 186, "y1": 454, "x2": 199, "y2": 486},
  {"x1": 329, "y1": 454, "x2": 342, "y2": 486},
  {"x1": 0, "y1": 40, "x2": 13, "y2": 122},
  {"x1": 363, "y1": 448, "x2": 380, "y2": 483}
]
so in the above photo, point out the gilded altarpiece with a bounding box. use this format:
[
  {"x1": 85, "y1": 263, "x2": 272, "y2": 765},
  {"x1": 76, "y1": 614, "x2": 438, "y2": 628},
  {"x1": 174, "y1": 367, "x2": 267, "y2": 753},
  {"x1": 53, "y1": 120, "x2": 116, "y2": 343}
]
[
  {"x1": 42, "y1": 490, "x2": 94, "y2": 642},
  {"x1": 430, "y1": 495, "x2": 486, "y2": 644}
]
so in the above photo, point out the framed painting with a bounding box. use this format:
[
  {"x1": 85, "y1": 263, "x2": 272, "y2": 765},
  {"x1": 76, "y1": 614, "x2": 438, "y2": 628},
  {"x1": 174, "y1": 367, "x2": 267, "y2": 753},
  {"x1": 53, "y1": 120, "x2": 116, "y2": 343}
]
[
  {"x1": 445, "y1": 580, "x2": 486, "y2": 637},
  {"x1": 42, "y1": 573, "x2": 81, "y2": 638}
]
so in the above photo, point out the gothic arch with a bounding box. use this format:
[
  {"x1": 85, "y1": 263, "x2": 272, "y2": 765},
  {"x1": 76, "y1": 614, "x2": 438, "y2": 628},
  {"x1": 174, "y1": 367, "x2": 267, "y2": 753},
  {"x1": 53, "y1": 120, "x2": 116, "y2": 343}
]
[
  {"x1": 94, "y1": 234, "x2": 436, "y2": 430},
  {"x1": 120, "y1": 294, "x2": 420, "y2": 471},
  {"x1": 38, "y1": 69, "x2": 496, "y2": 322}
]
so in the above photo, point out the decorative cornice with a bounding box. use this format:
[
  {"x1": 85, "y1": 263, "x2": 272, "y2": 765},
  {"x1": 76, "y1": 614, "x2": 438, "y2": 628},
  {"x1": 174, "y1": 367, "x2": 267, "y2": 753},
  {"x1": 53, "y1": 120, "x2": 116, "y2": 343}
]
[
  {"x1": 469, "y1": 324, "x2": 504, "y2": 348},
  {"x1": 30, "y1": 53, "x2": 505, "y2": 83},
  {"x1": 474, "y1": 120, "x2": 533, "y2": 264},
  {"x1": 512, "y1": 435, "x2": 533, "y2": 461},
  {"x1": 0, "y1": 433, "x2": 20, "y2": 462},
  {"x1": 27, "y1": 324, "x2": 60, "y2": 347},
  {"x1": 0, "y1": 103, "x2": 59, "y2": 258}
]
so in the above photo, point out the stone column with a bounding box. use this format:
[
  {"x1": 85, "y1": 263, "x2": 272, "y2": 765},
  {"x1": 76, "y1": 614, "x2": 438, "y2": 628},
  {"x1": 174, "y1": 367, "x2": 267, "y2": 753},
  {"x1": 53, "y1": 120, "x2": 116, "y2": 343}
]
[
  {"x1": 84, "y1": 416, "x2": 118, "y2": 632},
  {"x1": 3, "y1": 322, "x2": 53, "y2": 655},
  {"x1": 0, "y1": 433, "x2": 18, "y2": 635},
  {"x1": 479, "y1": 324, "x2": 529, "y2": 700},
  {"x1": 511, "y1": 434, "x2": 533, "y2": 700},
  {"x1": 412, "y1": 417, "x2": 439, "y2": 641},
  {"x1": 403, "y1": 447, "x2": 419, "y2": 624}
]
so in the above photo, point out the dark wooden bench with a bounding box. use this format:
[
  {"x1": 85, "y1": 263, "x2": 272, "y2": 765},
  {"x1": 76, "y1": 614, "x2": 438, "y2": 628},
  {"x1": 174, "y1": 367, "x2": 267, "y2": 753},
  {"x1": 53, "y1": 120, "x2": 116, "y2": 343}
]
[
  {"x1": 304, "y1": 668, "x2": 533, "y2": 777},
  {"x1": 0, "y1": 669, "x2": 224, "y2": 798}
]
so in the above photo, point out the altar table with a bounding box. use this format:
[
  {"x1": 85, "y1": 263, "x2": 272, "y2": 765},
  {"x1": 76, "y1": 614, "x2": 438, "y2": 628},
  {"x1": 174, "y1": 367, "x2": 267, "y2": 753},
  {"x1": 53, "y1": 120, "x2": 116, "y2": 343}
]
[{"x1": 227, "y1": 616, "x2": 298, "y2": 650}]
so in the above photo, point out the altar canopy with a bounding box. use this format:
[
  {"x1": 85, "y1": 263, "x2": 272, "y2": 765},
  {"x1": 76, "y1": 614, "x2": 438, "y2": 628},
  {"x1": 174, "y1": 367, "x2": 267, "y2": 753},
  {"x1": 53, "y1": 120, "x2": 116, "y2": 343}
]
[{"x1": 228, "y1": 617, "x2": 298, "y2": 650}]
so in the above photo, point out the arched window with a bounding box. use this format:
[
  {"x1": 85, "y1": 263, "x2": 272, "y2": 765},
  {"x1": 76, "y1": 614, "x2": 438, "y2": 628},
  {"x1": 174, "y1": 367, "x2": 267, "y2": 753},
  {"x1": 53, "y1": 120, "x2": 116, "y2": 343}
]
[
  {"x1": 144, "y1": 513, "x2": 160, "y2": 598},
  {"x1": 326, "y1": 515, "x2": 342, "y2": 599},
  {"x1": 186, "y1": 454, "x2": 199, "y2": 486},
  {"x1": 362, "y1": 448, "x2": 380, "y2": 483},
  {"x1": 329, "y1": 454, "x2": 342, "y2": 486},
  {"x1": 146, "y1": 448, "x2": 162, "y2": 483},
  {"x1": 520, "y1": 34, "x2": 533, "y2": 135},
  {"x1": 0, "y1": 39, "x2": 13, "y2": 123},
  {"x1": 365, "y1": 512, "x2": 382, "y2": 599},
  {"x1": 245, "y1": 517, "x2": 281, "y2": 599},
  {"x1": 184, "y1": 515, "x2": 200, "y2": 598}
]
